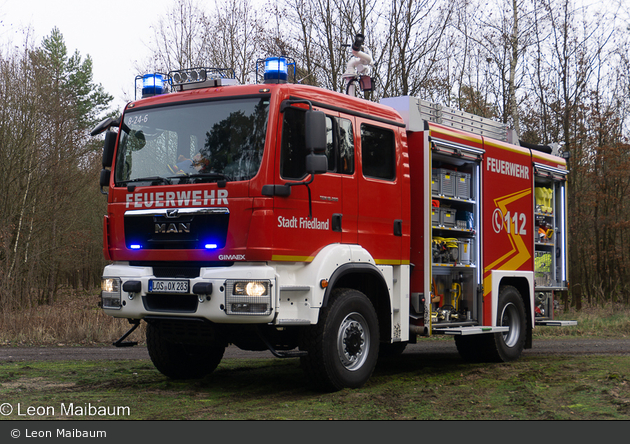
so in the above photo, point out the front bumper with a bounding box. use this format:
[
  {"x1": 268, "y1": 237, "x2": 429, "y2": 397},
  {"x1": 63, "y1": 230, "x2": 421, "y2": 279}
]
[{"x1": 101, "y1": 262, "x2": 277, "y2": 324}]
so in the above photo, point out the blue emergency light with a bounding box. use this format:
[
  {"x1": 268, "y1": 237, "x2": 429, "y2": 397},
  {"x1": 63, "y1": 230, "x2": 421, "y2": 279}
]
[
  {"x1": 264, "y1": 57, "x2": 288, "y2": 83},
  {"x1": 141, "y1": 73, "x2": 165, "y2": 98}
]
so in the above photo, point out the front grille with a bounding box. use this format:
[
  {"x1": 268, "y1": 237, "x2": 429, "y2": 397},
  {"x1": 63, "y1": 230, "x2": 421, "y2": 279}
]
[
  {"x1": 153, "y1": 266, "x2": 200, "y2": 278},
  {"x1": 124, "y1": 208, "x2": 229, "y2": 250},
  {"x1": 142, "y1": 294, "x2": 198, "y2": 313},
  {"x1": 130, "y1": 261, "x2": 231, "y2": 270}
]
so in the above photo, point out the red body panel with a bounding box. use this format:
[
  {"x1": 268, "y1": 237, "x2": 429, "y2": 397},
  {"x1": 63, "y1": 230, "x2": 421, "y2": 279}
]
[
  {"x1": 105, "y1": 83, "x2": 409, "y2": 266},
  {"x1": 408, "y1": 131, "x2": 428, "y2": 295},
  {"x1": 481, "y1": 139, "x2": 534, "y2": 323}
]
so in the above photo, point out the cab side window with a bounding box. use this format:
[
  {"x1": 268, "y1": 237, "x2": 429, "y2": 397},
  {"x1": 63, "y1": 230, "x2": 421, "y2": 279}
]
[
  {"x1": 280, "y1": 107, "x2": 308, "y2": 180},
  {"x1": 338, "y1": 117, "x2": 354, "y2": 174},
  {"x1": 361, "y1": 124, "x2": 395, "y2": 180},
  {"x1": 325, "y1": 116, "x2": 336, "y2": 173},
  {"x1": 280, "y1": 107, "x2": 355, "y2": 179}
]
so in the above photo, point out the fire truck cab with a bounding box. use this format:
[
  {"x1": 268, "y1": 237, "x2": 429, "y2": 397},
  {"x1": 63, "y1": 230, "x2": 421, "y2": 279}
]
[{"x1": 94, "y1": 51, "x2": 574, "y2": 391}]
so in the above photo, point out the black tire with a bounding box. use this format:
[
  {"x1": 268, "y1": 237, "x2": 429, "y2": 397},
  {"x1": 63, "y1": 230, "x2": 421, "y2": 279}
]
[
  {"x1": 146, "y1": 322, "x2": 225, "y2": 379},
  {"x1": 455, "y1": 285, "x2": 527, "y2": 363},
  {"x1": 300, "y1": 288, "x2": 380, "y2": 391},
  {"x1": 485, "y1": 285, "x2": 527, "y2": 362},
  {"x1": 454, "y1": 334, "x2": 485, "y2": 362}
]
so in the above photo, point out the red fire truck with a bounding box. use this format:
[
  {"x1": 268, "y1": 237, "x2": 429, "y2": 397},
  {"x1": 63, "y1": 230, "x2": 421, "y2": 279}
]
[{"x1": 92, "y1": 37, "x2": 575, "y2": 391}]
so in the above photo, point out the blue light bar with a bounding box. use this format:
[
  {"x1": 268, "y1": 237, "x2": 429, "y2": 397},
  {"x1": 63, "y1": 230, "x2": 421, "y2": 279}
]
[
  {"x1": 129, "y1": 244, "x2": 142, "y2": 250},
  {"x1": 264, "y1": 57, "x2": 288, "y2": 84},
  {"x1": 141, "y1": 74, "x2": 164, "y2": 98},
  {"x1": 205, "y1": 243, "x2": 218, "y2": 250}
]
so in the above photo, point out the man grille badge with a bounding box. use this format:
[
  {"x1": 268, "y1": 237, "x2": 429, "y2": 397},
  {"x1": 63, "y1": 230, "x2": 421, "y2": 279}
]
[{"x1": 166, "y1": 209, "x2": 179, "y2": 218}]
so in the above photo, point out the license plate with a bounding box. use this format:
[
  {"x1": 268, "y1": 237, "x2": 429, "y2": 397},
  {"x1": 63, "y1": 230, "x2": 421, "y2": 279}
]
[{"x1": 148, "y1": 279, "x2": 190, "y2": 294}]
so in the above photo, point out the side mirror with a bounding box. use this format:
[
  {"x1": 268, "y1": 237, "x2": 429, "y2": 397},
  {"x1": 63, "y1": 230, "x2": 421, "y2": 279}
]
[
  {"x1": 305, "y1": 110, "x2": 326, "y2": 154},
  {"x1": 262, "y1": 104, "x2": 327, "y2": 204},
  {"x1": 306, "y1": 153, "x2": 328, "y2": 174},
  {"x1": 305, "y1": 110, "x2": 327, "y2": 174},
  {"x1": 91, "y1": 117, "x2": 116, "y2": 136},
  {"x1": 102, "y1": 131, "x2": 117, "y2": 168},
  {"x1": 99, "y1": 169, "x2": 111, "y2": 195}
]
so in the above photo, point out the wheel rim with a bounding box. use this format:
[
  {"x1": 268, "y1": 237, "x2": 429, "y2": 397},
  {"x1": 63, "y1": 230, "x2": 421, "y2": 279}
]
[
  {"x1": 337, "y1": 312, "x2": 370, "y2": 371},
  {"x1": 500, "y1": 302, "x2": 522, "y2": 347}
]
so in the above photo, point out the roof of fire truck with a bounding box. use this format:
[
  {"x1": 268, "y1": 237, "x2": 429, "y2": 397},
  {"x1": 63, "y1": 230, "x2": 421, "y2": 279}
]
[
  {"x1": 130, "y1": 62, "x2": 406, "y2": 128},
  {"x1": 126, "y1": 59, "x2": 567, "y2": 171}
]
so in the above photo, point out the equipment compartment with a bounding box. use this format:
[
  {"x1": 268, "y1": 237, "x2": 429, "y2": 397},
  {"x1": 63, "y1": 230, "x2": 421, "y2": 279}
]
[
  {"x1": 430, "y1": 148, "x2": 481, "y2": 329},
  {"x1": 533, "y1": 165, "x2": 568, "y2": 293}
]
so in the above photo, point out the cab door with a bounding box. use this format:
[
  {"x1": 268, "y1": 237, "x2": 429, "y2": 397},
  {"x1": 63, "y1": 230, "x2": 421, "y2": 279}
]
[
  {"x1": 270, "y1": 106, "x2": 343, "y2": 261},
  {"x1": 356, "y1": 120, "x2": 404, "y2": 264}
]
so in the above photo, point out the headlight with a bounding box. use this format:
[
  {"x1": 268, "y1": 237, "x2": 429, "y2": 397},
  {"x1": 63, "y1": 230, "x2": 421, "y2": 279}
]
[
  {"x1": 233, "y1": 281, "x2": 269, "y2": 297},
  {"x1": 101, "y1": 278, "x2": 122, "y2": 309},
  {"x1": 225, "y1": 280, "x2": 271, "y2": 315}
]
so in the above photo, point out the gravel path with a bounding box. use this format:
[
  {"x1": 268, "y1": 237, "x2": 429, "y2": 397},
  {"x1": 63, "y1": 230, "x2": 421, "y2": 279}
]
[{"x1": 1, "y1": 337, "x2": 628, "y2": 362}]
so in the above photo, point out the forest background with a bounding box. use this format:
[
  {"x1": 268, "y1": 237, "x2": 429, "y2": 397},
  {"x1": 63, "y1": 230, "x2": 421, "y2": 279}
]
[{"x1": 1, "y1": 0, "x2": 629, "y2": 312}]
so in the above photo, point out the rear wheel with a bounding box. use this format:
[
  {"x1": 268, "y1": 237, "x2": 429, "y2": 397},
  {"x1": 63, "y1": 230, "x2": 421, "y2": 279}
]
[
  {"x1": 300, "y1": 288, "x2": 379, "y2": 391},
  {"x1": 455, "y1": 285, "x2": 527, "y2": 363},
  {"x1": 454, "y1": 335, "x2": 484, "y2": 362},
  {"x1": 146, "y1": 322, "x2": 225, "y2": 379},
  {"x1": 488, "y1": 285, "x2": 527, "y2": 361}
]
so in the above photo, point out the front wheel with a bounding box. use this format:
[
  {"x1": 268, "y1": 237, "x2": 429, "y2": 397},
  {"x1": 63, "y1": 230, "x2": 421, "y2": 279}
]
[
  {"x1": 300, "y1": 288, "x2": 379, "y2": 391},
  {"x1": 146, "y1": 322, "x2": 225, "y2": 379}
]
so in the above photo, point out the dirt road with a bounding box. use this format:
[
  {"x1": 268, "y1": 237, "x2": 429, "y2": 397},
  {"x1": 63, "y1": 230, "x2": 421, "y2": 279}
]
[{"x1": 1, "y1": 337, "x2": 628, "y2": 362}]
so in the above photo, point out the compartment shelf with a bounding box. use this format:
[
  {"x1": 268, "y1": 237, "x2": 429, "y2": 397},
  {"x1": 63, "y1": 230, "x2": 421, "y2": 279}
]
[{"x1": 432, "y1": 194, "x2": 476, "y2": 204}]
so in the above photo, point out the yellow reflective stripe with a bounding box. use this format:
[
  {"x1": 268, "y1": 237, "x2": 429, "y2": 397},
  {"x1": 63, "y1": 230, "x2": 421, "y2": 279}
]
[
  {"x1": 374, "y1": 259, "x2": 411, "y2": 265},
  {"x1": 271, "y1": 255, "x2": 315, "y2": 262}
]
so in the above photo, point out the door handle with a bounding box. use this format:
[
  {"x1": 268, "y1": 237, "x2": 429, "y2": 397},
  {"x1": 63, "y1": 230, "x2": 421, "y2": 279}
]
[{"x1": 332, "y1": 214, "x2": 342, "y2": 232}]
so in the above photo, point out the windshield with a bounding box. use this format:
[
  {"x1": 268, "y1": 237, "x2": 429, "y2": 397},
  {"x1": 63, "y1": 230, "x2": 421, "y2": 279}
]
[{"x1": 115, "y1": 97, "x2": 269, "y2": 185}]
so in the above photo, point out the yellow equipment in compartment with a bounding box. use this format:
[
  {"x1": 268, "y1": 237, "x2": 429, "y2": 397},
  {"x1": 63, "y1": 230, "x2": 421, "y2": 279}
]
[
  {"x1": 431, "y1": 276, "x2": 464, "y2": 323},
  {"x1": 432, "y1": 237, "x2": 460, "y2": 264},
  {"x1": 535, "y1": 187, "x2": 553, "y2": 214}
]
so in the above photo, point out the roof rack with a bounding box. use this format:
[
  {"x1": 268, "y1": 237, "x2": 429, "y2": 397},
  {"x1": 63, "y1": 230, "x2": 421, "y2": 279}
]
[{"x1": 381, "y1": 96, "x2": 518, "y2": 144}]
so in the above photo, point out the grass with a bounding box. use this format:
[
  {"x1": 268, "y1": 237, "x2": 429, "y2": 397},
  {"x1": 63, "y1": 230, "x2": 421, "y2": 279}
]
[
  {"x1": 0, "y1": 289, "x2": 146, "y2": 347},
  {"x1": 1, "y1": 353, "x2": 629, "y2": 420},
  {"x1": 1, "y1": 288, "x2": 628, "y2": 346},
  {"x1": 1, "y1": 288, "x2": 629, "y2": 421},
  {"x1": 532, "y1": 304, "x2": 630, "y2": 338}
]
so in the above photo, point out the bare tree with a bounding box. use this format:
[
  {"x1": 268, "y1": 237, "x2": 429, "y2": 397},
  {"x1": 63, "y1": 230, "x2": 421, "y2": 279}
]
[
  {"x1": 148, "y1": 0, "x2": 210, "y2": 72},
  {"x1": 375, "y1": 0, "x2": 453, "y2": 99},
  {"x1": 206, "y1": 0, "x2": 265, "y2": 84}
]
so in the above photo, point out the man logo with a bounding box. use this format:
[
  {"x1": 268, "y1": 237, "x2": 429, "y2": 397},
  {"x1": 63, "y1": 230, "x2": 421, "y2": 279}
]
[{"x1": 155, "y1": 223, "x2": 190, "y2": 234}]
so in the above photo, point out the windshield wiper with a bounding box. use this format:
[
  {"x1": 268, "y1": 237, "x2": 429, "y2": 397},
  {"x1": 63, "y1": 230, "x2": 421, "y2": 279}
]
[
  {"x1": 120, "y1": 176, "x2": 174, "y2": 186},
  {"x1": 179, "y1": 173, "x2": 232, "y2": 184}
]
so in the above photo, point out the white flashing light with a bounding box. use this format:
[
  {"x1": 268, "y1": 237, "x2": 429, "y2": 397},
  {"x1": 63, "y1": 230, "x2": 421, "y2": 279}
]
[
  {"x1": 172, "y1": 68, "x2": 208, "y2": 86},
  {"x1": 170, "y1": 67, "x2": 238, "y2": 90},
  {"x1": 264, "y1": 57, "x2": 288, "y2": 83}
]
